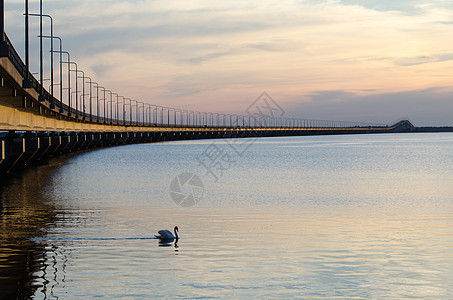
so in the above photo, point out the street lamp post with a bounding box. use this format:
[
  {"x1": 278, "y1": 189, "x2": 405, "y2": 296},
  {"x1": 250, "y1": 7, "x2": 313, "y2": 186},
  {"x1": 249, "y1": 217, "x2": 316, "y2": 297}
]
[
  {"x1": 114, "y1": 94, "x2": 119, "y2": 124},
  {"x1": 130, "y1": 100, "x2": 138, "y2": 126},
  {"x1": 154, "y1": 106, "x2": 159, "y2": 126},
  {"x1": 148, "y1": 104, "x2": 153, "y2": 125},
  {"x1": 22, "y1": 0, "x2": 32, "y2": 88},
  {"x1": 129, "y1": 99, "x2": 134, "y2": 125},
  {"x1": 50, "y1": 49, "x2": 71, "y2": 112},
  {"x1": 68, "y1": 62, "x2": 80, "y2": 117},
  {"x1": 137, "y1": 102, "x2": 142, "y2": 126},
  {"x1": 137, "y1": 101, "x2": 141, "y2": 125},
  {"x1": 184, "y1": 110, "x2": 189, "y2": 127},
  {"x1": 118, "y1": 95, "x2": 125, "y2": 125},
  {"x1": 174, "y1": 109, "x2": 178, "y2": 127},
  {"x1": 113, "y1": 93, "x2": 120, "y2": 125},
  {"x1": 39, "y1": 0, "x2": 42, "y2": 98},
  {"x1": 60, "y1": 51, "x2": 70, "y2": 112},
  {"x1": 121, "y1": 97, "x2": 127, "y2": 125},
  {"x1": 41, "y1": 34, "x2": 62, "y2": 110},
  {"x1": 92, "y1": 82, "x2": 100, "y2": 122},
  {"x1": 107, "y1": 91, "x2": 114, "y2": 124},
  {"x1": 1, "y1": 0, "x2": 5, "y2": 46},
  {"x1": 167, "y1": 107, "x2": 170, "y2": 126},
  {"x1": 32, "y1": 13, "x2": 54, "y2": 104},
  {"x1": 139, "y1": 102, "x2": 142, "y2": 126},
  {"x1": 125, "y1": 98, "x2": 130, "y2": 125},
  {"x1": 161, "y1": 107, "x2": 165, "y2": 126},
  {"x1": 76, "y1": 70, "x2": 86, "y2": 120},
  {"x1": 141, "y1": 102, "x2": 145, "y2": 126},
  {"x1": 98, "y1": 87, "x2": 106, "y2": 123},
  {"x1": 84, "y1": 76, "x2": 93, "y2": 121}
]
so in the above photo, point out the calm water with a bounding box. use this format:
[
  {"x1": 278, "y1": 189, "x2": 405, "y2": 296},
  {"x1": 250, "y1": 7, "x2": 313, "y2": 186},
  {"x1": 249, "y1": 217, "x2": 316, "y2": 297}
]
[{"x1": 1, "y1": 133, "x2": 453, "y2": 299}]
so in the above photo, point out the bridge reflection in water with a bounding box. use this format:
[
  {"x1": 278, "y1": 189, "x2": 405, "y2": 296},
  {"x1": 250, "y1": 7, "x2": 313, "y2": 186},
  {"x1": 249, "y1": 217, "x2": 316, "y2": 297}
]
[
  {"x1": 0, "y1": 9, "x2": 414, "y2": 174},
  {"x1": 0, "y1": 162, "x2": 62, "y2": 299}
]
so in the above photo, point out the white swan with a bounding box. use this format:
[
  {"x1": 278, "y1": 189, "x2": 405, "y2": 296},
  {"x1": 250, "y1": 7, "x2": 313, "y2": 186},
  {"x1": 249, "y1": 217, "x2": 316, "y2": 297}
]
[{"x1": 155, "y1": 226, "x2": 179, "y2": 240}]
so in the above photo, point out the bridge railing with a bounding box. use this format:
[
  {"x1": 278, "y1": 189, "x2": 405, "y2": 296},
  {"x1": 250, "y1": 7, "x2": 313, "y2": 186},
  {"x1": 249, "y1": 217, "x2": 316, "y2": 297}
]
[{"x1": 4, "y1": 33, "x2": 63, "y2": 110}]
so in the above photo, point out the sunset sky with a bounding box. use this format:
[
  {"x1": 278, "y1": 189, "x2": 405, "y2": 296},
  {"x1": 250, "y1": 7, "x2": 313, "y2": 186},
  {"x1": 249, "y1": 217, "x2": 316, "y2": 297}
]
[{"x1": 4, "y1": 0, "x2": 453, "y2": 125}]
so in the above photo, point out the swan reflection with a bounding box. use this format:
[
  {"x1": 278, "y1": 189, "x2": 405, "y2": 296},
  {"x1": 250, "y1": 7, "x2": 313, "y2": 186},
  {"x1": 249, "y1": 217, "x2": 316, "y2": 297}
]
[{"x1": 158, "y1": 238, "x2": 179, "y2": 249}]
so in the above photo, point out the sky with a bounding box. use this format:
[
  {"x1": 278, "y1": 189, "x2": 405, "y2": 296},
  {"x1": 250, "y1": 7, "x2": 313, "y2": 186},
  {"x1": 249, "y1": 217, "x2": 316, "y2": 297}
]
[{"x1": 4, "y1": 0, "x2": 453, "y2": 126}]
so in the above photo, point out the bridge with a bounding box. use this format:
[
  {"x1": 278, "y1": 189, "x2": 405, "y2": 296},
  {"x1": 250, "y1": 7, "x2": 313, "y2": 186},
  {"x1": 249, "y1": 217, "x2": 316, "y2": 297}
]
[{"x1": 0, "y1": 4, "x2": 415, "y2": 174}]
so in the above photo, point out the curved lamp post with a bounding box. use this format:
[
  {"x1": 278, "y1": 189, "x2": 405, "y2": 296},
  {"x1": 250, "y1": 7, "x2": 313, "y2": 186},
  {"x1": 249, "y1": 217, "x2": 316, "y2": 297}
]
[
  {"x1": 68, "y1": 61, "x2": 80, "y2": 117},
  {"x1": 84, "y1": 76, "x2": 93, "y2": 121},
  {"x1": 42, "y1": 35, "x2": 62, "y2": 108},
  {"x1": 22, "y1": 0, "x2": 43, "y2": 93},
  {"x1": 30, "y1": 12, "x2": 53, "y2": 103},
  {"x1": 23, "y1": 0, "x2": 32, "y2": 88},
  {"x1": 98, "y1": 87, "x2": 106, "y2": 123},
  {"x1": 107, "y1": 90, "x2": 113, "y2": 125},
  {"x1": 123, "y1": 98, "x2": 130, "y2": 125},
  {"x1": 50, "y1": 49, "x2": 70, "y2": 112},
  {"x1": 90, "y1": 81, "x2": 99, "y2": 122},
  {"x1": 76, "y1": 70, "x2": 86, "y2": 119},
  {"x1": 130, "y1": 100, "x2": 138, "y2": 126}
]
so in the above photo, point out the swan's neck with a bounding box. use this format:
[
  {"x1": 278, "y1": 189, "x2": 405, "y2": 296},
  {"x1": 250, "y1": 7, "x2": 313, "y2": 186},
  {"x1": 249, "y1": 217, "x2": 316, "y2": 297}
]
[{"x1": 174, "y1": 229, "x2": 179, "y2": 239}]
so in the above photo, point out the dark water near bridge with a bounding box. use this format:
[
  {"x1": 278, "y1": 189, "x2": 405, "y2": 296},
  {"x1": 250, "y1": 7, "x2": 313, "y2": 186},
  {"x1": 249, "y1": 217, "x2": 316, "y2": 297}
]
[{"x1": 1, "y1": 133, "x2": 452, "y2": 299}]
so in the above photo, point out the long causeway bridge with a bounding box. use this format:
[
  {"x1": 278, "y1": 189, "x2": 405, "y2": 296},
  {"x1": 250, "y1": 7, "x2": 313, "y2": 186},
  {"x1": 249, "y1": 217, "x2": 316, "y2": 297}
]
[{"x1": 0, "y1": 3, "x2": 415, "y2": 173}]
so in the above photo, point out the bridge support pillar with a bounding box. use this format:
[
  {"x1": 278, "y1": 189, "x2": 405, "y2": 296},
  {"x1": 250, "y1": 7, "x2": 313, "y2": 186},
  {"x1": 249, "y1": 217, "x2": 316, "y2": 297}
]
[
  {"x1": 34, "y1": 132, "x2": 51, "y2": 162},
  {"x1": 110, "y1": 132, "x2": 120, "y2": 145},
  {"x1": 126, "y1": 132, "x2": 135, "y2": 144},
  {"x1": 154, "y1": 132, "x2": 163, "y2": 142},
  {"x1": 141, "y1": 132, "x2": 150, "y2": 143},
  {"x1": 117, "y1": 132, "x2": 127, "y2": 144},
  {"x1": 133, "y1": 132, "x2": 142, "y2": 143},
  {"x1": 0, "y1": 133, "x2": 24, "y2": 173},
  {"x1": 1, "y1": 139, "x2": 5, "y2": 165},
  {"x1": 74, "y1": 133, "x2": 86, "y2": 151},
  {"x1": 90, "y1": 132, "x2": 101, "y2": 148},
  {"x1": 83, "y1": 133, "x2": 93, "y2": 149},
  {"x1": 21, "y1": 132, "x2": 40, "y2": 167},
  {"x1": 65, "y1": 133, "x2": 78, "y2": 153},
  {"x1": 101, "y1": 132, "x2": 115, "y2": 147},
  {"x1": 46, "y1": 133, "x2": 62, "y2": 158},
  {"x1": 136, "y1": 132, "x2": 143, "y2": 143},
  {"x1": 142, "y1": 132, "x2": 151, "y2": 143},
  {"x1": 58, "y1": 133, "x2": 70, "y2": 155}
]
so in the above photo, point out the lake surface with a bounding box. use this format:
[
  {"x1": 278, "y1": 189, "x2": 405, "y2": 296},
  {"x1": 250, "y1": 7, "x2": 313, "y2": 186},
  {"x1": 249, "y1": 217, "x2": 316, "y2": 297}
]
[{"x1": 1, "y1": 133, "x2": 452, "y2": 299}]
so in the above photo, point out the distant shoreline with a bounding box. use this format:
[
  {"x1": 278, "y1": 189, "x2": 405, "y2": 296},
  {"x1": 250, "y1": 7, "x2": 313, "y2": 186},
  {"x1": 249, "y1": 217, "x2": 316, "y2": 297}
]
[{"x1": 415, "y1": 127, "x2": 453, "y2": 132}]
